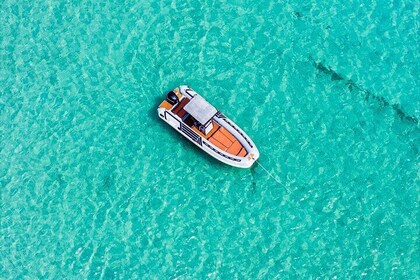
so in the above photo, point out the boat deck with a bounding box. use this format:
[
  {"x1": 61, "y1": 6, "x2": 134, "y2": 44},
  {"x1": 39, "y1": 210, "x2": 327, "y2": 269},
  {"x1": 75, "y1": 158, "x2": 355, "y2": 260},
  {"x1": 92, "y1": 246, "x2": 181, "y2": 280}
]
[
  {"x1": 162, "y1": 94, "x2": 247, "y2": 158},
  {"x1": 159, "y1": 100, "x2": 173, "y2": 110},
  {"x1": 208, "y1": 126, "x2": 247, "y2": 157},
  {"x1": 192, "y1": 122, "x2": 247, "y2": 157},
  {"x1": 159, "y1": 88, "x2": 183, "y2": 110}
]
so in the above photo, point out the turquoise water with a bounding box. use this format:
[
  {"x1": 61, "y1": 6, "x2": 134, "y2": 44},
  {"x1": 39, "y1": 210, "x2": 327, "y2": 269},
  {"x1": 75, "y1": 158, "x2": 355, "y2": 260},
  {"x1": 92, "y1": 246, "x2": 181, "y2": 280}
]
[{"x1": 1, "y1": 0, "x2": 419, "y2": 278}]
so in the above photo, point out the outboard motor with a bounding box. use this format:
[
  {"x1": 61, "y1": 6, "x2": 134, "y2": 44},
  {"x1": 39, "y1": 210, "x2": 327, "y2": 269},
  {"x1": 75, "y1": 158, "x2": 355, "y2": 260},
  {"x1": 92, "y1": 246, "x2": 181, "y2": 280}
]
[{"x1": 166, "y1": 91, "x2": 179, "y2": 105}]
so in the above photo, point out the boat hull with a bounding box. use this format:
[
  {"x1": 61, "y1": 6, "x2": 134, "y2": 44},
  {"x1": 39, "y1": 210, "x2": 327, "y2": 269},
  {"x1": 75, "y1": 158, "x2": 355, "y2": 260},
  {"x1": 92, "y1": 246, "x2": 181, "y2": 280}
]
[{"x1": 157, "y1": 86, "x2": 259, "y2": 168}]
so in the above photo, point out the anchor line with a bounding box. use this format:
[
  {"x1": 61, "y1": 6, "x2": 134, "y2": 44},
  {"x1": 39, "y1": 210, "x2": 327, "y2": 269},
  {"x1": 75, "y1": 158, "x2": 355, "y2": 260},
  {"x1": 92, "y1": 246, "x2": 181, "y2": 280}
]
[{"x1": 255, "y1": 160, "x2": 290, "y2": 192}]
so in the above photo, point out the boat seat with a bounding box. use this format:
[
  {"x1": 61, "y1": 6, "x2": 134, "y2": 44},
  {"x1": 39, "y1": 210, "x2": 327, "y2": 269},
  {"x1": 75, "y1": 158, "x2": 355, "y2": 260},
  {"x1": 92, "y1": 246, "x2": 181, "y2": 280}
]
[
  {"x1": 212, "y1": 130, "x2": 233, "y2": 147},
  {"x1": 172, "y1": 98, "x2": 190, "y2": 115},
  {"x1": 177, "y1": 108, "x2": 188, "y2": 119},
  {"x1": 219, "y1": 127, "x2": 236, "y2": 142},
  {"x1": 227, "y1": 141, "x2": 242, "y2": 155},
  {"x1": 237, "y1": 148, "x2": 247, "y2": 157},
  {"x1": 209, "y1": 137, "x2": 228, "y2": 151}
]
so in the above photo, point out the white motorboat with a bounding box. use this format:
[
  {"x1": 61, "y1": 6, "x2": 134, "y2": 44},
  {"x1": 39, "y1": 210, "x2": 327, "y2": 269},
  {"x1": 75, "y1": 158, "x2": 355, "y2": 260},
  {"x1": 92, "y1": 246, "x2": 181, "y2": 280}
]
[{"x1": 157, "y1": 86, "x2": 259, "y2": 168}]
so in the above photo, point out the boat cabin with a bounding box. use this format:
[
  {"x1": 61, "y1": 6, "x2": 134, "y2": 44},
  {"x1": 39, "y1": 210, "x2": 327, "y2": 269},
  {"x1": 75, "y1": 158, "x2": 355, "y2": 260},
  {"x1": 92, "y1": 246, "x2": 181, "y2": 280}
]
[{"x1": 184, "y1": 95, "x2": 217, "y2": 135}]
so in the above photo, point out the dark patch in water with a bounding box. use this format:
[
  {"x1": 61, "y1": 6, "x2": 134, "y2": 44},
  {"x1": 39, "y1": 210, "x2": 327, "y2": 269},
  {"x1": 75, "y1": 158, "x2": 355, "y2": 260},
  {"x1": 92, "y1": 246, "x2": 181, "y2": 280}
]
[
  {"x1": 103, "y1": 173, "x2": 114, "y2": 190},
  {"x1": 310, "y1": 57, "x2": 418, "y2": 125},
  {"x1": 331, "y1": 72, "x2": 343, "y2": 81},
  {"x1": 294, "y1": 11, "x2": 303, "y2": 18},
  {"x1": 250, "y1": 167, "x2": 257, "y2": 193},
  {"x1": 56, "y1": 173, "x2": 65, "y2": 189},
  {"x1": 252, "y1": 181, "x2": 256, "y2": 193}
]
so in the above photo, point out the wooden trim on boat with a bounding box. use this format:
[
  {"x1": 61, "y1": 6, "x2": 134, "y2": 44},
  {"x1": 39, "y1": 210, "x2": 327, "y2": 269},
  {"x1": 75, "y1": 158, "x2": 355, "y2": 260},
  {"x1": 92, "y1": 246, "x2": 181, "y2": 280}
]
[{"x1": 160, "y1": 100, "x2": 174, "y2": 110}]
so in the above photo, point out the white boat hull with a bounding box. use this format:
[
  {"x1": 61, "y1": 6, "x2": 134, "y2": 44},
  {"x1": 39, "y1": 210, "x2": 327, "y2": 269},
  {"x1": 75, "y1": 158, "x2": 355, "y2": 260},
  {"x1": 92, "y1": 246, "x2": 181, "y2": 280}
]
[{"x1": 157, "y1": 86, "x2": 260, "y2": 168}]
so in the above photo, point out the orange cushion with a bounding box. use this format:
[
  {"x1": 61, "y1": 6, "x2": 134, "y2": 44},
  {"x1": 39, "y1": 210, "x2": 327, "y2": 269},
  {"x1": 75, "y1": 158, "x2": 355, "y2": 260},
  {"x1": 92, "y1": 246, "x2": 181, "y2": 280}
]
[
  {"x1": 160, "y1": 100, "x2": 173, "y2": 110},
  {"x1": 220, "y1": 127, "x2": 236, "y2": 142},
  {"x1": 237, "y1": 148, "x2": 247, "y2": 157},
  {"x1": 172, "y1": 98, "x2": 189, "y2": 114},
  {"x1": 227, "y1": 141, "x2": 242, "y2": 155},
  {"x1": 212, "y1": 130, "x2": 232, "y2": 147},
  {"x1": 209, "y1": 137, "x2": 227, "y2": 151}
]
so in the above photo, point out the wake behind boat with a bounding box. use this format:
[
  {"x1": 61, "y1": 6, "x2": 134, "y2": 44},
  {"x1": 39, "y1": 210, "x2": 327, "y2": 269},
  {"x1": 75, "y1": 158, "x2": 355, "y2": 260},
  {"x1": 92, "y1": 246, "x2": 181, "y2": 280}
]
[{"x1": 157, "y1": 86, "x2": 259, "y2": 168}]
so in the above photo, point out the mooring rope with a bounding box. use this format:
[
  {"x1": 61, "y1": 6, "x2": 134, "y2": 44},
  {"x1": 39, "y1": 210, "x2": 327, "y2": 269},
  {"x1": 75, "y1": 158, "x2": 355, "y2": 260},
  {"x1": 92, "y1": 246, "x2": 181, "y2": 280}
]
[{"x1": 255, "y1": 160, "x2": 291, "y2": 192}]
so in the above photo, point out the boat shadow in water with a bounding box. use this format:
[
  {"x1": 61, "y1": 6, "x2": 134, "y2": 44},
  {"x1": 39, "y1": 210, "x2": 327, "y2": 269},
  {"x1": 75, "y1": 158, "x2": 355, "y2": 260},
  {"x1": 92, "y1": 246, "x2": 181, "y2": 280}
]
[{"x1": 310, "y1": 57, "x2": 418, "y2": 126}]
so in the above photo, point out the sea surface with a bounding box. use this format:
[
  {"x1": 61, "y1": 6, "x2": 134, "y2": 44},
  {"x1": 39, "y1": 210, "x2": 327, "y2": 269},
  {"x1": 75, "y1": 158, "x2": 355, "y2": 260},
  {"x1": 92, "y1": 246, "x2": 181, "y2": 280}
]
[{"x1": 1, "y1": 0, "x2": 419, "y2": 279}]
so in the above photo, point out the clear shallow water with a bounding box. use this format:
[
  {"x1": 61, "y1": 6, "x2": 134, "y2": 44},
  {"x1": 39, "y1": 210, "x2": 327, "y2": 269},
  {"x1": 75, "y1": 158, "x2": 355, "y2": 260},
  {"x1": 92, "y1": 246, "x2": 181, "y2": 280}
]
[{"x1": 1, "y1": 0, "x2": 419, "y2": 278}]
